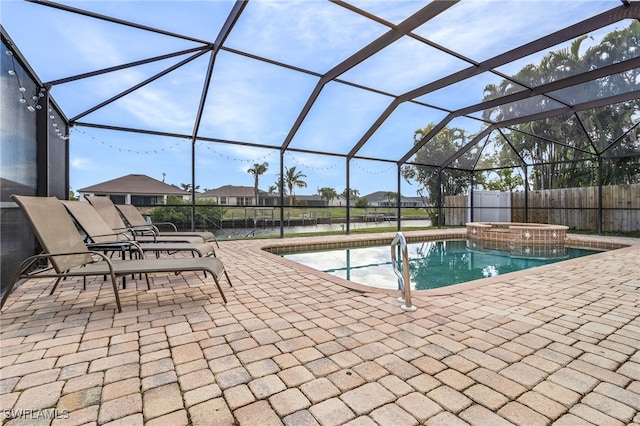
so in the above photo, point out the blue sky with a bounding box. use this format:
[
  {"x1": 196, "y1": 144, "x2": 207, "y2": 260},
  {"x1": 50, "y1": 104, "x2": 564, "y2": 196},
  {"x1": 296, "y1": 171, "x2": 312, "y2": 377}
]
[{"x1": 1, "y1": 0, "x2": 619, "y2": 196}]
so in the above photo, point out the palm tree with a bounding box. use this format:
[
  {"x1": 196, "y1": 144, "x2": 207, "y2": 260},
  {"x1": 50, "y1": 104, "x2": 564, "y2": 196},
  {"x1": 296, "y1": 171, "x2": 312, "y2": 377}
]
[
  {"x1": 318, "y1": 187, "x2": 337, "y2": 206},
  {"x1": 318, "y1": 187, "x2": 338, "y2": 218},
  {"x1": 180, "y1": 183, "x2": 201, "y2": 192},
  {"x1": 247, "y1": 162, "x2": 268, "y2": 206},
  {"x1": 481, "y1": 21, "x2": 640, "y2": 189},
  {"x1": 384, "y1": 191, "x2": 398, "y2": 213},
  {"x1": 284, "y1": 166, "x2": 307, "y2": 206},
  {"x1": 341, "y1": 188, "x2": 360, "y2": 205}
]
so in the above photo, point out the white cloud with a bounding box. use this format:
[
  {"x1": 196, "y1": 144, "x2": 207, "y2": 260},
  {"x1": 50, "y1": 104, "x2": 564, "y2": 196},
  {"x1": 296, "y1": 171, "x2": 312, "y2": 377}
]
[
  {"x1": 70, "y1": 156, "x2": 93, "y2": 171},
  {"x1": 117, "y1": 86, "x2": 195, "y2": 132},
  {"x1": 53, "y1": 19, "x2": 123, "y2": 70}
]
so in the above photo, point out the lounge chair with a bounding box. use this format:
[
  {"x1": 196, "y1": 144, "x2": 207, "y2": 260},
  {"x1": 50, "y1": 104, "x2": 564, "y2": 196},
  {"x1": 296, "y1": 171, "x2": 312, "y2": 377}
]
[
  {"x1": 1, "y1": 195, "x2": 232, "y2": 313},
  {"x1": 116, "y1": 203, "x2": 219, "y2": 247},
  {"x1": 61, "y1": 200, "x2": 216, "y2": 258},
  {"x1": 84, "y1": 196, "x2": 204, "y2": 244}
]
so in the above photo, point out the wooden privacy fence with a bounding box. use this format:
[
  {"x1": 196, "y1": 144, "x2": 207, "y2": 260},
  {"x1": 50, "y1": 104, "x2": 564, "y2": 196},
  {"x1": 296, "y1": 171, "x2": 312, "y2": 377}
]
[{"x1": 443, "y1": 183, "x2": 640, "y2": 231}]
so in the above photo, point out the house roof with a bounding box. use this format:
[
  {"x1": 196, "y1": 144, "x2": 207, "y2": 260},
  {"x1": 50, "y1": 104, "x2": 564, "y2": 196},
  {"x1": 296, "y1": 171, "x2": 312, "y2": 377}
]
[
  {"x1": 362, "y1": 191, "x2": 421, "y2": 203},
  {"x1": 362, "y1": 191, "x2": 399, "y2": 202},
  {"x1": 197, "y1": 185, "x2": 263, "y2": 198},
  {"x1": 1, "y1": 178, "x2": 34, "y2": 202},
  {"x1": 78, "y1": 174, "x2": 189, "y2": 195}
]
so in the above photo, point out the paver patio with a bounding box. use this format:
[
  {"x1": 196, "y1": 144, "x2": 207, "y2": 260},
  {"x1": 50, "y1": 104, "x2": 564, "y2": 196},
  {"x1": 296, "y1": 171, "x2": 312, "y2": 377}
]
[{"x1": 1, "y1": 229, "x2": 639, "y2": 425}]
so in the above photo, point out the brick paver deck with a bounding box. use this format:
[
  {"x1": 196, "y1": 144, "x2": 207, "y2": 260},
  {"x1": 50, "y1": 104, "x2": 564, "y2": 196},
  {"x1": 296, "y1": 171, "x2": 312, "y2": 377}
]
[{"x1": 1, "y1": 230, "x2": 639, "y2": 425}]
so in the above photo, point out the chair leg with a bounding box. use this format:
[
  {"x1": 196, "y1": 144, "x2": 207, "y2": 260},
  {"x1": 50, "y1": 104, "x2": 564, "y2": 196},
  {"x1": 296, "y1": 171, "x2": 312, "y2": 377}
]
[
  {"x1": 109, "y1": 272, "x2": 122, "y2": 313},
  {"x1": 212, "y1": 275, "x2": 227, "y2": 304},
  {"x1": 196, "y1": 252, "x2": 208, "y2": 278},
  {"x1": 50, "y1": 276, "x2": 65, "y2": 295},
  {"x1": 0, "y1": 274, "x2": 21, "y2": 310}
]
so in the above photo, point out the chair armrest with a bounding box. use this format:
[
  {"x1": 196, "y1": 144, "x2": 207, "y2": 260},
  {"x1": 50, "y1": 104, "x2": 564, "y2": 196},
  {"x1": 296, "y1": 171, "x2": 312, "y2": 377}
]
[
  {"x1": 16, "y1": 250, "x2": 116, "y2": 274},
  {"x1": 87, "y1": 241, "x2": 144, "y2": 257},
  {"x1": 152, "y1": 222, "x2": 178, "y2": 232}
]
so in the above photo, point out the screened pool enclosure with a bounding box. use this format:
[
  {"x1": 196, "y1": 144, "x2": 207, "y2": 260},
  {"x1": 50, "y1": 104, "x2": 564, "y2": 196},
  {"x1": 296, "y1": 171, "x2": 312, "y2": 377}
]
[{"x1": 1, "y1": 1, "x2": 639, "y2": 291}]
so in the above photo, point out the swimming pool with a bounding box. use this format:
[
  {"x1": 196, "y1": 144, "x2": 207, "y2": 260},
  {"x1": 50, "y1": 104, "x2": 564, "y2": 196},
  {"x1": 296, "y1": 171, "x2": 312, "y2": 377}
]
[{"x1": 280, "y1": 240, "x2": 601, "y2": 291}]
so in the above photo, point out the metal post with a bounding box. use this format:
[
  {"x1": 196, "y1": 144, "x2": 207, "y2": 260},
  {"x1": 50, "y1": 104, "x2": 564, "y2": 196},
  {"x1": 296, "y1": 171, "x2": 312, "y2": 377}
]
[
  {"x1": 524, "y1": 165, "x2": 529, "y2": 223},
  {"x1": 469, "y1": 172, "x2": 474, "y2": 223},
  {"x1": 346, "y1": 159, "x2": 350, "y2": 234},
  {"x1": 190, "y1": 139, "x2": 196, "y2": 231},
  {"x1": 437, "y1": 169, "x2": 443, "y2": 228},
  {"x1": 36, "y1": 88, "x2": 49, "y2": 197},
  {"x1": 396, "y1": 164, "x2": 402, "y2": 232},
  {"x1": 597, "y1": 157, "x2": 603, "y2": 234},
  {"x1": 279, "y1": 151, "x2": 285, "y2": 238}
]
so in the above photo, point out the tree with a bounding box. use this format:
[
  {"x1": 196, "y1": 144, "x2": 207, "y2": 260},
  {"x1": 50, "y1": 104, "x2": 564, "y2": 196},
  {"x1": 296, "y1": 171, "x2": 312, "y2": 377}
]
[
  {"x1": 484, "y1": 168, "x2": 524, "y2": 191},
  {"x1": 384, "y1": 191, "x2": 398, "y2": 209},
  {"x1": 149, "y1": 195, "x2": 227, "y2": 229},
  {"x1": 180, "y1": 183, "x2": 201, "y2": 193},
  {"x1": 247, "y1": 162, "x2": 268, "y2": 206},
  {"x1": 283, "y1": 166, "x2": 307, "y2": 206},
  {"x1": 317, "y1": 187, "x2": 338, "y2": 206},
  {"x1": 402, "y1": 124, "x2": 475, "y2": 206},
  {"x1": 355, "y1": 197, "x2": 369, "y2": 208},
  {"x1": 341, "y1": 188, "x2": 359, "y2": 205},
  {"x1": 482, "y1": 21, "x2": 640, "y2": 189}
]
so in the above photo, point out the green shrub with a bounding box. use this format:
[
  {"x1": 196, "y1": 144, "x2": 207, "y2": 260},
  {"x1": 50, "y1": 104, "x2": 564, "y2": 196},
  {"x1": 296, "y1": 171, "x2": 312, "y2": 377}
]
[{"x1": 149, "y1": 196, "x2": 227, "y2": 230}]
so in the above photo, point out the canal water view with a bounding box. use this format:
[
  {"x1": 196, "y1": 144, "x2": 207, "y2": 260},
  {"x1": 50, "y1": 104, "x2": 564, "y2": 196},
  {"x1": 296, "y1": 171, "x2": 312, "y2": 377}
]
[{"x1": 214, "y1": 220, "x2": 433, "y2": 238}]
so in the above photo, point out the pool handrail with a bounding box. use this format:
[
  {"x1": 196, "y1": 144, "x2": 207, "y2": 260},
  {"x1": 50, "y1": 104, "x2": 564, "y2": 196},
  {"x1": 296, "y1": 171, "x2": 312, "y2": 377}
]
[{"x1": 390, "y1": 232, "x2": 417, "y2": 312}]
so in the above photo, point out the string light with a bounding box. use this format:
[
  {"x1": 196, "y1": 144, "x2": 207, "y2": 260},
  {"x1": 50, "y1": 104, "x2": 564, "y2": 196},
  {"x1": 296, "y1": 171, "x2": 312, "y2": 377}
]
[
  {"x1": 353, "y1": 160, "x2": 395, "y2": 175},
  {"x1": 68, "y1": 129, "x2": 392, "y2": 176},
  {"x1": 6, "y1": 47, "x2": 68, "y2": 140},
  {"x1": 5, "y1": 49, "x2": 45, "y2": 113},
  {"x1": 198, "y1": 141, "x2": 275, "y2": 164},
  {"x1": 285, "y1": 153, "x2": 338, "y2": 172},
  {"x1": 73, "y1": 129, "x2": 199, "y2": 155},
  {"x1": 75, "y1": 131, "x2": 216, "y2": 160}
]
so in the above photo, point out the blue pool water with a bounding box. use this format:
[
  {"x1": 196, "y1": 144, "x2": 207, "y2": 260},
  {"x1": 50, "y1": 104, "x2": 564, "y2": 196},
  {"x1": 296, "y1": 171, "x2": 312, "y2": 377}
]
[{"x1": 280, "y1": 240, "x2": 601, "y2": 290}]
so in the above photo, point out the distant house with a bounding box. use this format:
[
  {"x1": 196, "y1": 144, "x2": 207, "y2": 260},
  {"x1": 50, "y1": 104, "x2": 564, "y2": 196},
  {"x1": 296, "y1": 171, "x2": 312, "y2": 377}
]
[
  {"x1": 78, "y1": 174, "x2": 190, "y2": 205},
  {"x1": 295, "y1": 194, "x2": 347, "y2": 207},
  {"x1": 197, "y1": 185, "x2": 270, "y2": 206},
  {"x1": 197, "y1": 185, "x2": 349, "y2": 207},
  {"x1": 362, "y1": 191, "x2": 423, "y2": 208},
  {"x1": 1, "y1": 178, "x2": 34, "y2": 203}
]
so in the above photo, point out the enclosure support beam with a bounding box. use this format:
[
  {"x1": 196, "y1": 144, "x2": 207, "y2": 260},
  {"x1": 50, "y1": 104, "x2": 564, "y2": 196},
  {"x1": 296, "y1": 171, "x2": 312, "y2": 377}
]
[
  {"x1": 470, "y1": 173, "x2": 474, "y2": 223},
  {"x1": 279, "y1": 152, "x2": 285, "y2": 238},
  {"x1": 598, "y1": 158, "x2": 603, "y2": 235},
  {"x1": 396, "y1": 165, "x2": 402, "y2": 232},
  {"x1": 281, "y1": 0, "x2": 457, "y2": 152},
  {"x1": 437, "y1": 170, "x2": 443, "y2": 228},
  {"x1": 190, "y1": 142, "x2": 196, "y2": 231},
  {"x1": 346, "y1": 159, "x2": 351, "y2": 235},
  {"x1": 36, "y1": 91, "x2": 49, "y2": 197},
  {"x1": 524, "y1": 165, "x2": 529, "y2": 223}
]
